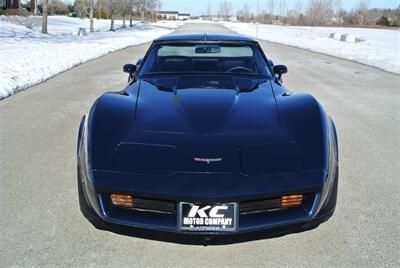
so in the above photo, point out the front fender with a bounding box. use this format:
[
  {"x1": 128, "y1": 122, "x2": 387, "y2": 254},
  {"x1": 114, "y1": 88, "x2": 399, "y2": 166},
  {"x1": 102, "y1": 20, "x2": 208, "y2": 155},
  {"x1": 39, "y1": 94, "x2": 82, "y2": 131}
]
[
  {"x1": 275, "y1": 91, "x2": 330, "y2": 172},
  {"x1": 77, "y1": 115, "x2": 86, "y2": 157},
  {"x1": 87, "y1": 85, "x2": 140, "y2": 171}
]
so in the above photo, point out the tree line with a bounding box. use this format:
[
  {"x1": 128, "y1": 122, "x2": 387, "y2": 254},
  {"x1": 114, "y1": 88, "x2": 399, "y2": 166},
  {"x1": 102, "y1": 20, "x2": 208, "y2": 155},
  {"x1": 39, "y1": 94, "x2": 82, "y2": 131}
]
[
  {"x1": 19, "y1": 0, "x2": 400, "y2": 35},
  {"x1": 217, "y1": 0, "x2": 400, "y2": 27},
  {"x1": 25, "y1": 0, "x2": 161, "y2": 34}
]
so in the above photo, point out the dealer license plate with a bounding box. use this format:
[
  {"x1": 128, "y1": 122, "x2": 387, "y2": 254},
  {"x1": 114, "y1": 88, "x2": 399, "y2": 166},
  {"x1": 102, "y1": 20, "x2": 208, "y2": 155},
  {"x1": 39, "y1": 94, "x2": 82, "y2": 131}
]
[{"x1": 178, "y1": 202, "x2": 238, "y2": 232}]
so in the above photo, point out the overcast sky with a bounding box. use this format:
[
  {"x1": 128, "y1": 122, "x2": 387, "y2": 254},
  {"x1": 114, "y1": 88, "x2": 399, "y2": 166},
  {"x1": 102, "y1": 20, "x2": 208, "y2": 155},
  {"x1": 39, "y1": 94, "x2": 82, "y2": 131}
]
[{"x1": 161, "y1": 0, "x2": 400, "y2": 16}]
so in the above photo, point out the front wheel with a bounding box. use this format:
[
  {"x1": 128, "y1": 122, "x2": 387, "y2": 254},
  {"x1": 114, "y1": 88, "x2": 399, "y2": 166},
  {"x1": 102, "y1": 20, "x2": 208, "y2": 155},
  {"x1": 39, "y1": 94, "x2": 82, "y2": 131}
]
[
  {"x1": 317, "y1": 165, "x2": 339, "y2": 223},
  {"x1": 77, "y1": 166, "x2": 108, "y2": 230}
]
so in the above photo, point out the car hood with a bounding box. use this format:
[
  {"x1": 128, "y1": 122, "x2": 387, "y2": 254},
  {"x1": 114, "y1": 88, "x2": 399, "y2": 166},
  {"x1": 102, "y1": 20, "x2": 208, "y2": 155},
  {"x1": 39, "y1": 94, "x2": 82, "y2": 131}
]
[
  {"x1": 110, "y1": 76, "x2": 303, "y2": 175},
  {"x1": 89, "y1": 76, "x2": 326, "y2": 176},
  {"x1": 136, "y1": 76, "x2": 279, "y2": 134}
]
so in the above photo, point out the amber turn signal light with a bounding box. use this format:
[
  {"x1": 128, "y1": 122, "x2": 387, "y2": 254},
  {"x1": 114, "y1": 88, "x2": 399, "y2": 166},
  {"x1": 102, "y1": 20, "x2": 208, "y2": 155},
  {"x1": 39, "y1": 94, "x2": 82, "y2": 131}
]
[
  {"x1": 281, "y1": 194, "x2": 303, "y2": 208},
  {"x1": 111, "y1": 194, "x2": 133, "y2": 208}
]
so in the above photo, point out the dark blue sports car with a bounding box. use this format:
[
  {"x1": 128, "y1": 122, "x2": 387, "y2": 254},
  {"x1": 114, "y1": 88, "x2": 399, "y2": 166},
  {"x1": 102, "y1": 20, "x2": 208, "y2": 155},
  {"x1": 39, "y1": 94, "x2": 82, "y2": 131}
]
[{"x1": 77, "y1": 34, "x2": 338, "y2": 239}]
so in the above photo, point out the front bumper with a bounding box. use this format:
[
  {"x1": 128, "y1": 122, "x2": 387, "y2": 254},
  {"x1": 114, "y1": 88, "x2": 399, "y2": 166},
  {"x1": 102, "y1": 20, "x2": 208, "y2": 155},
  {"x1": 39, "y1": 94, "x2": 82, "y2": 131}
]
[{"x1": 80, "y1": 168, "x2": 336, "y2": 235}]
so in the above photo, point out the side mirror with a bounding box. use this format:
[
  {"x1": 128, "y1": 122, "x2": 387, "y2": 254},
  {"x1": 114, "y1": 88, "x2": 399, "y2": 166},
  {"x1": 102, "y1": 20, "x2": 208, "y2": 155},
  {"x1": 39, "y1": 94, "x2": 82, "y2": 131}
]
[
  {"x1": 273, "y1": 65, "x2": 288, "y2": 76},
  {"x1": 273, "y1": 65, "x2": 288, "y2": 82},
  {"x1": 123, "y1": 64, "x2": 136, "y2": 82},
  {"x1": 123, "y1": 64, "x2": 136, "y2": 74}
]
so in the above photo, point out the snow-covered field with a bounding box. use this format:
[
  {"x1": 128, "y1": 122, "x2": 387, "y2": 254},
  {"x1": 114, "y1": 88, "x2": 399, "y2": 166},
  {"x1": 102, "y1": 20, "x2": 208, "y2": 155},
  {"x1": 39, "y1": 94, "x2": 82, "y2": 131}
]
[
  {"x1": 222, "y1": 22, "x2": 400, "y2": 74},
  {"x1": 0, "y1": 16, "x2": 181, "y2": 99}
]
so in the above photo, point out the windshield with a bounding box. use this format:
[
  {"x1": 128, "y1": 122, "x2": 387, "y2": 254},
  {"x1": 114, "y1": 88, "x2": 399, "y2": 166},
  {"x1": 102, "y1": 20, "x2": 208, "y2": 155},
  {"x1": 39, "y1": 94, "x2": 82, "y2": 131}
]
[{"x1": 139, "y1": 43, "x2": 271, "y2": 76}]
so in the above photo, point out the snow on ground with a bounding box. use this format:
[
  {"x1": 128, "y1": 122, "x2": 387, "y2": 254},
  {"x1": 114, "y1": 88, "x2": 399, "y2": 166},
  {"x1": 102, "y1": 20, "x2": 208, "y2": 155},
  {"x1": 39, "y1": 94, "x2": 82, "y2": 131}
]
[
  {"x1": 0, "y1": 16, "x2": 180, "y2": 99},
  {"x1": 154, "y1": 19, "x2": 185, "y2": 29},
  {"x1": 222, "y1": 22, "x2": 400, "y2": 74}
]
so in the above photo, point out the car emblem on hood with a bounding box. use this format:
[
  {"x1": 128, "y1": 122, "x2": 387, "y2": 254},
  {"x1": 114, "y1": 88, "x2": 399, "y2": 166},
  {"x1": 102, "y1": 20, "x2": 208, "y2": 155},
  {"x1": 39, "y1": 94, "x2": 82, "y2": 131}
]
[{"x1": 194, "y1": 157, "x2": 222, "y2": 164}]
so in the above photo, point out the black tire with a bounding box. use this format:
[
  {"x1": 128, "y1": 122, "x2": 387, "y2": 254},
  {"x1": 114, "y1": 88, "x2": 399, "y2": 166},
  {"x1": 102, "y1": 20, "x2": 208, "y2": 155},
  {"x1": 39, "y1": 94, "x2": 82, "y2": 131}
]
[
  {"x1": 77, "y1": 167, "x2": 108, "y2": 230},
  {"x1": 316, "y1": 165, "x2": 339, "y2": 222}
]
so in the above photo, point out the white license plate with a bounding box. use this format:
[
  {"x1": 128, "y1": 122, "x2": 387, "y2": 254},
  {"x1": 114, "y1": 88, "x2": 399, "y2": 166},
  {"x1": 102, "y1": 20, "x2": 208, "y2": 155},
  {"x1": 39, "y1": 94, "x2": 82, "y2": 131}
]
[{"x1": 178, "y1": 202, "x2": 238, "y2": 232}]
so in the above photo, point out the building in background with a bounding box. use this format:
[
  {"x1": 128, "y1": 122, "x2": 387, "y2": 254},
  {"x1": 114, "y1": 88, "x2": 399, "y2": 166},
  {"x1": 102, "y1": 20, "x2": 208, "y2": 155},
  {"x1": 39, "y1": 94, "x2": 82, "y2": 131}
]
[
  {"x1": 178, "y1": 13, "x2": 190, "y2": 20},
  {"x1": 157, "y1": 11, "x2": 191, "y2": 21},
  {"x1": 157, "y1": 11, "x2": 179, "y2": 20}
]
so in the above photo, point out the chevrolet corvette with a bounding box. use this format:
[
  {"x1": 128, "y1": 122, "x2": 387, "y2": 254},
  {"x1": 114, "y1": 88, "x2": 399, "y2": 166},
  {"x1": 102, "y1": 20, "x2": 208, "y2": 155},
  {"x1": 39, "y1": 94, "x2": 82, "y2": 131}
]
[{"x1": 77, "y1": 34, "x2": 338, "y2": 237}]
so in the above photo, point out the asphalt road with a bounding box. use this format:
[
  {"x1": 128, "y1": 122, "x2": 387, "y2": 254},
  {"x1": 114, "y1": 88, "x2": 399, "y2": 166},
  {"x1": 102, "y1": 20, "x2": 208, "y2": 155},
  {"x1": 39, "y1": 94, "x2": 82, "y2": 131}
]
[{"x1": 1, "y1": 23, "x2": 399, "y2": 267}]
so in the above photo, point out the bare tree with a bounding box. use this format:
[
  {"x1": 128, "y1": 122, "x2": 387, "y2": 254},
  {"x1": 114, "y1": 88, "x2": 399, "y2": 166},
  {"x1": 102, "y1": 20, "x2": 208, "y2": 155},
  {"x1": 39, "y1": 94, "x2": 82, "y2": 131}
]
[
  {"x1": 333, "y1": 0, "x2": 341, "y2": 13},
  {"x1": 138, "y1": 0, "x2": 146, "y2": 22},
  {"x1": 206, "y1": 1, "x2": 212, "y2": 17},
  {"x1": 307, "y1": 0, "x2": 319, "y2": 25},
  {"x1": 30, "y1": 0, "x2": 39, "y2": 14},
  {"x1": 238, "y1": 3, "x2": 251, "y2": 22},
  {"x1": 130, "y1": 0, "x2": 138, "y2": 27},
  {"x1": 155, "y1": 0, "x2": 162, "y2": 21},
  {"x1": 294, "y1": 0, "x2": 303, "y2": 14},
  {"x1": 218, "y1": 0, "x2": 232, "y2": 21},
  {"x1": 286, "y1": 0, "x2": 303, "y2": 24},
  {"x1": 147, "y1": 0, "x2": 160, "y2": 21},
  {"x1": 119, "y1": 0, "x2": 132, "y2": 28},
  {"x1": 48, "y1": 0, "x2": 69, "y2": 15},
  {"x1": 306, "y1": 0, "x2": 334, "y2": 25},
  {"x1": 332, "y1": 0, "x2": 342, "y2": 24},
  {"x1": 74, "y1": 0, "x2": 86, "y2": 18},
  {"x1": 278, "y1": 0, "x2": 286, "y2": 19},
  {"x1": 355, "y1": 0, "x2": 370, "y2": 25},
  {"x1": 88, "y1": 1, "x2": 95, "y2": 32},
  {"x1": 130, "y1": 0, "x2": 161, "y2": 22},
  {"x1": 101, "y1": 0, "x2": 121, "y2": 31},
  {"x1": 267, "y1": 0, "x2": 275, "y2": 22},
  {"x1": 42, "y1": 0, "x2": 49, "y2": 34},
  {"x1": 74, "y1": 0, "x2": 96, "y2": 32}
]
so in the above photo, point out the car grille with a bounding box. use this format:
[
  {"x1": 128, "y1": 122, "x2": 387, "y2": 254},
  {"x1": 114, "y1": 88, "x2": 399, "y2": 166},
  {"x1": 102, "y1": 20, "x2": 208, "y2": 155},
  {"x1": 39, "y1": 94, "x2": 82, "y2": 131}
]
[
  {"x1": 114, "y1": 196, "x2": 301, "y2": 215},
  {"x1": 239, "y1": 197, "x2": 283, "y2": 214},
  {"x1": 129, "y1": 197, "x2": 176, "y2": 214}
]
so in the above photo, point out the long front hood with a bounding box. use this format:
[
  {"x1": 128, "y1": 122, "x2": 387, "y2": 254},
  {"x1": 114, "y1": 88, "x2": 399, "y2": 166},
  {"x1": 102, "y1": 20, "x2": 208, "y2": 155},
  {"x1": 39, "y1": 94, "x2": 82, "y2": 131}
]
[
  {"x1": 88, "y1": 79, "x2": 327, "y2": 176},
  {"x1": 111, "y1": 80, "x2": 302, "y2": 175},
  {"x1": 135, "y1": 80, "x2": 280, "y2": 134}
]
